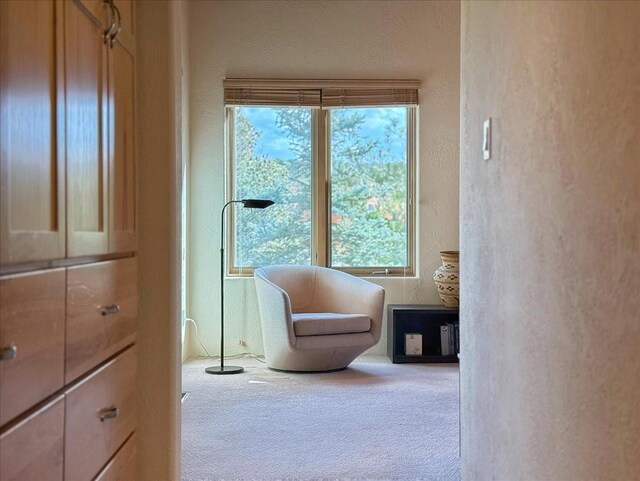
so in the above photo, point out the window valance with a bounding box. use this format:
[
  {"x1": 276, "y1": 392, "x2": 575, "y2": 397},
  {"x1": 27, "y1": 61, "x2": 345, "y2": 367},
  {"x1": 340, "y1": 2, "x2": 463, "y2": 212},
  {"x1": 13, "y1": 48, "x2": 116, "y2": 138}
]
[{"x1": 223, "y1": 79, "x2": 419, "y2": 108}]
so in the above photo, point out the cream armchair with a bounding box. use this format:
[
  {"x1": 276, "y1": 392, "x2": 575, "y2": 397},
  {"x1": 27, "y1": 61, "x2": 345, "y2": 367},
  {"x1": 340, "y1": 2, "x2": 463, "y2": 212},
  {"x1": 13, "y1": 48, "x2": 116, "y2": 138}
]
[{"x1": 254, "y1": 265, "x2": 385, "y2": 372}]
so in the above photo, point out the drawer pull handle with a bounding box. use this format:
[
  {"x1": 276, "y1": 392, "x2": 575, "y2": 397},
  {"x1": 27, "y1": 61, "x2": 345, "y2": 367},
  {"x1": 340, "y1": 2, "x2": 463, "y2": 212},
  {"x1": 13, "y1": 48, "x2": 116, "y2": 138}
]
[
  {"x1": 0, "y1": 344, "x2": 17, "y2": 361},
  {"x1": 101, "y1": 304, "x2": 120, "y2": 316},
  {"x1": 100, "y1": 406, "x2": 120, "y2": 422}
]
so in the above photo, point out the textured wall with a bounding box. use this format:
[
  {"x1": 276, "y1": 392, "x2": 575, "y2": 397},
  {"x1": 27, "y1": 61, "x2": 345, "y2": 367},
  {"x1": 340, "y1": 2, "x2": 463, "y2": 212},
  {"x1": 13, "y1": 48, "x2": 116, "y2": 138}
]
[
  {"x1": 136, "y1": 1, "x2": 184, "y2": 479},
  {"x1": 187, "y1": 0, "x2": 461, "y2": 358},
  {"x1": 460, "y1": 1, "x2": 639, "y2": 479}
]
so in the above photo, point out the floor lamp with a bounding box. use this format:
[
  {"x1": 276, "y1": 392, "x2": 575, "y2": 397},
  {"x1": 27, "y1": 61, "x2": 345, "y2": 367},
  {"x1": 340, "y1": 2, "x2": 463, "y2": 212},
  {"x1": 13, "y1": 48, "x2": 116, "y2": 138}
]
[{"x1": 205, "y1": 198, "x2": 274, "y2": 375}]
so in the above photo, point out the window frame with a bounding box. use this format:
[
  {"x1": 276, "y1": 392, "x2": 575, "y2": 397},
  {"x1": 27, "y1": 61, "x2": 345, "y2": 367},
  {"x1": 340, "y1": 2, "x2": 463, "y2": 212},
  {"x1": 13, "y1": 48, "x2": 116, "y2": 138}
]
[
  {"x1": 225, "y1": 82, "x2": 418, "y2": 278},
  {"x1": 325, "y1": 107, "x2": 416, "y2": 277}
]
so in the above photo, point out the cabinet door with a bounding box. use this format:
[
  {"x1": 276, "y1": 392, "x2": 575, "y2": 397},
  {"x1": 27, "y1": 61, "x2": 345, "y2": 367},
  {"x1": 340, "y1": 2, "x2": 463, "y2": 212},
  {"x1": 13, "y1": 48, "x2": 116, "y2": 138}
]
[
  {"x1": 0, "y1": 0, "x2": 65, "y2": 266},
  {"x1": 108, "y1": 38, "x2": 136, "y2": 253},
  {"x1": 65, "y1": 0, "x2": 109, "y2": 257},
  {"x1": 114, "y1": 0, "x2": 135, "y2": 44},
  {"x1": 78, "y1": 0, "x2": 131, "y2": 37}
]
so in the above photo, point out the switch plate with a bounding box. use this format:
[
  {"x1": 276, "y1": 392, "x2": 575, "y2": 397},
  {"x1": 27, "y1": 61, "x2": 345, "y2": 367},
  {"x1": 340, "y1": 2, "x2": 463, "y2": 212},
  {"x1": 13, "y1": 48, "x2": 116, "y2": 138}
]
[
  {"x1": 405, "y1": 333, "x2": 422, "y2": 356},
  {"x1": 483, "y1": 118, "x2": 491, "y2": 160}
]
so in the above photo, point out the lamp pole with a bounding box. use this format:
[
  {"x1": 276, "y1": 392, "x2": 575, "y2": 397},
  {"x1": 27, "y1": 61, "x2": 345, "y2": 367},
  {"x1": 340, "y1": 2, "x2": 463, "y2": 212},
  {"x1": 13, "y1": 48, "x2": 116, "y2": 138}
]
[{"x1": 205, "y1": 199, "x2": 274, "y2": 375}]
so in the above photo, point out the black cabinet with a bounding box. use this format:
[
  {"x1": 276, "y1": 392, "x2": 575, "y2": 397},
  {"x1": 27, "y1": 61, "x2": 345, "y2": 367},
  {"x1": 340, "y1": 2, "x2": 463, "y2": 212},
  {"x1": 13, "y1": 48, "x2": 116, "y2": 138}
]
[{"x1": 386, "y1": 304, "x2": 459, "y2": 363}]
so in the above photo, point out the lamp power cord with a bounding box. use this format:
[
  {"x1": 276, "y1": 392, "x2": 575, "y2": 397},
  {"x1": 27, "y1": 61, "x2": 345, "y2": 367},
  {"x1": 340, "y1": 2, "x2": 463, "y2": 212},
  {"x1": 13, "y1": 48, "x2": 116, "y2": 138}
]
[
  {"x1": 184, "y1": 317, "x2": 266, "y2": 363},
  {"x1": 185, "y1": 317, "x2": 211, "y2": 357}
]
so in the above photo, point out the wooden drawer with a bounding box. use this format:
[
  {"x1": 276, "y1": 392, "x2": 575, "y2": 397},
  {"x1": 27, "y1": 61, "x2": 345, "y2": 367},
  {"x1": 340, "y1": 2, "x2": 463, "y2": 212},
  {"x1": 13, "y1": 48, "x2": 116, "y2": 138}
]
[
  {"x1": 65, "y1": 345, "x2": 137, "y2": 481},
  {"x1": 0, "y1": 395, "x2": 64, "y2": 481},
  {"x1": 66, "y1": 257, "x2": 137, "y2": 383},
  {"x1": 95, "y1": 433, "x2": 137, "y2": 481},
  {"x1": 0, "y1": 269, "x2": 65, "y2": 425}
]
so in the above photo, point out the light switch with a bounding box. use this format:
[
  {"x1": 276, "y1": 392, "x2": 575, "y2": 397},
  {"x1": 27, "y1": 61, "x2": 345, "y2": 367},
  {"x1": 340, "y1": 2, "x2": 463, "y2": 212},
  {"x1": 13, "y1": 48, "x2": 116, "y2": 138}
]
[{"x1": 483, "y1": 118, "x2": 491, "y2": 160}]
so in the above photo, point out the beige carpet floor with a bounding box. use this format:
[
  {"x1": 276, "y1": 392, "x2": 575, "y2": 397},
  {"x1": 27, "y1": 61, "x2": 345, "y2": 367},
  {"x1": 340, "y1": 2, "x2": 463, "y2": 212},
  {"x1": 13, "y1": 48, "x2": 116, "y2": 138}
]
[{"x1": 181, "y1": 356, "x2": 460, "y2": 481}]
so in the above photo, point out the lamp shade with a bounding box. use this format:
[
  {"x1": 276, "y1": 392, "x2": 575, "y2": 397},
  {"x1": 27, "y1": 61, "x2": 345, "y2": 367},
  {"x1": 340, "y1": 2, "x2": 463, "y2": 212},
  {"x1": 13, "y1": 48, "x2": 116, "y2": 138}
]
[{"x1": 241, "y1": 199, "x2": 274, "y2": 209}]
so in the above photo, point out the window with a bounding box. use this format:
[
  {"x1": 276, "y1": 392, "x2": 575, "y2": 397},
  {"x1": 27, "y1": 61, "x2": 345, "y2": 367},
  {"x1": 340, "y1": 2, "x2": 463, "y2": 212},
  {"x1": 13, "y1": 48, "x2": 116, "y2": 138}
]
[
  {"x1": 226, "y1": 80, "x2": 418, "y2": 276},
  {"x1": 231, "y1": 106, "x2": 314, "y2": 267}
]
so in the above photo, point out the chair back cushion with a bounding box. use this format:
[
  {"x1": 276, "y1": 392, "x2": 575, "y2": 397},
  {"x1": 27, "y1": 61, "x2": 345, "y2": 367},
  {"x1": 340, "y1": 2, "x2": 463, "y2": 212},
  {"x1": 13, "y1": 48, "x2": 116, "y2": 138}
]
[{"x1": 254, "y1": 265, "x2": 318, "y2": 311}]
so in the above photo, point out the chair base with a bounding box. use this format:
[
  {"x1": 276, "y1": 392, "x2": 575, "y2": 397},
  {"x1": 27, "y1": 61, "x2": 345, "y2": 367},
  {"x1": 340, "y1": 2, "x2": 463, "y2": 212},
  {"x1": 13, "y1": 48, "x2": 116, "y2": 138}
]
[{"x1": 268, "y1": 366, "x2": 347, "y2": 374}]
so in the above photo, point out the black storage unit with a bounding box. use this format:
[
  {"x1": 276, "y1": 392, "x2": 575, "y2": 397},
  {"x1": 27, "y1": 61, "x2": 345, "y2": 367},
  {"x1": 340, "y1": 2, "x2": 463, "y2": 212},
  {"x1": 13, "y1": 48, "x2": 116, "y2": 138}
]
[{"x1": 387, "y1": 304, "x2": 459, "y2": 363}]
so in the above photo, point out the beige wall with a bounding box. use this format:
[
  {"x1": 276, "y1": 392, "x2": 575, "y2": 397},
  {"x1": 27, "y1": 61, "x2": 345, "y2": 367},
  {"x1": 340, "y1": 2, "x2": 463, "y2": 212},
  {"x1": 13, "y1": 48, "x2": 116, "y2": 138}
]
[
  {"x1": 460, "y1": 1, "x2": 639, "y2": 479},
  {"x1": 136, "y1": 0, "x2": 186, "y2": 479},
  {"x1": 186, "y1": 0, "x2": 461, "y2": 358}
]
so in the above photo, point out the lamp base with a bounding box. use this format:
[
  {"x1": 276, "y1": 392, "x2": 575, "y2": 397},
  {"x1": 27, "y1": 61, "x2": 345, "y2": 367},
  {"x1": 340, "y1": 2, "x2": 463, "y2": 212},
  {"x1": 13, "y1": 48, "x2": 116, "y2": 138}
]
[{"x1": 205, "y1": 365, "x2": 244, "y2": 375}]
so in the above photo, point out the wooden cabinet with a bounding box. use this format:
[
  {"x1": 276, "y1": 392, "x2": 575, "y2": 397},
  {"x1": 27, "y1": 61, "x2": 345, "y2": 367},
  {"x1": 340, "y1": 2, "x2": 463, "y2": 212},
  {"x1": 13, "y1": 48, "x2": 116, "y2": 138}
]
[
  {"x1": 114, "y1": 0, "x2": 135, "y2": 42},
  {"x1": 64, "y1": 0, "x2": 110, "y2": 257},
  {"x1": 0, "y1": 396, "x2": 65, "y2": 481},
  {"x1": 66, "y1": 258, "x2": 137, "y2": 383},
  {"x1": 0, "y1": 269, "x2": 66, "y2": 425},
  {"x1": 0, "y1": 0, "x2": 65, "y2": 265},
  {"x1": 109, "y1": 12, "x2": 137, "y2": 254},
  {"x1": 66, "y1": 0, "x2": 137, "y2": 258},
  {"x1": 65, "y1": 346, "x2": 136, "y2": 481},
  {"x1": 0, "y1": 2, "x2": 138, "y2": 479},
  {"x1": 94, "y1": 433, "x2": 137, "y2": 481},
  {"x1": 1, "y1": 0, "x2": 137, "y2": 265}
]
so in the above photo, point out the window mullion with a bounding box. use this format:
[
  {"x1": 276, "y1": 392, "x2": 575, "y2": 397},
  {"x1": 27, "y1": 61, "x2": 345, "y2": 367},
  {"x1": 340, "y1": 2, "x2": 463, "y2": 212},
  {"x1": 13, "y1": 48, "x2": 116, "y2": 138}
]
[
  {"x1": 313, "y1": 109, "x2": 328, "y2": 267},
  {"x1": 406, "y1": 107, "x2": 416, "y2": 277}
]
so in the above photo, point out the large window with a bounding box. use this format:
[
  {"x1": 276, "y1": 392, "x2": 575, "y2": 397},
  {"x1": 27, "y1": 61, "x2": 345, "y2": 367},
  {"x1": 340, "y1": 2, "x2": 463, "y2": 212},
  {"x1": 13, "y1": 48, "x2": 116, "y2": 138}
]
[{"x1": 226, "y1": 81, "x2": 418, "y2": 276}]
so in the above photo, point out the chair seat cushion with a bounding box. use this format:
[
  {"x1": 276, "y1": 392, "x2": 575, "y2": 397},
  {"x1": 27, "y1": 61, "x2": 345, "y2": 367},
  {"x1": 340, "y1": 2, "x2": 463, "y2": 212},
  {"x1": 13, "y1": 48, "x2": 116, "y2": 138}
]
[{"x1": 292, "y1": 312, "x2": 371, "y2": 337}]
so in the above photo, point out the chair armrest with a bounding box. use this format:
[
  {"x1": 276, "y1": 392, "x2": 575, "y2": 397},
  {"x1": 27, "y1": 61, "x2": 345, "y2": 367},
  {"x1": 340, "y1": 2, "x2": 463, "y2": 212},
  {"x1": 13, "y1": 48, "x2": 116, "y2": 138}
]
[{"x1": 254, "y1": 274, "x2": 297, "y2": 347}]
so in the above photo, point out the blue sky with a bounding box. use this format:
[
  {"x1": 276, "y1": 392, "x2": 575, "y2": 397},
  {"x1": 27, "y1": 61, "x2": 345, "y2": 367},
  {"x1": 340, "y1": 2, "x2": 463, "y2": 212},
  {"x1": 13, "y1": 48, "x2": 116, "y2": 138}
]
[{"x1": 237, "y1": 106, "x2": 407, "y2": 161}]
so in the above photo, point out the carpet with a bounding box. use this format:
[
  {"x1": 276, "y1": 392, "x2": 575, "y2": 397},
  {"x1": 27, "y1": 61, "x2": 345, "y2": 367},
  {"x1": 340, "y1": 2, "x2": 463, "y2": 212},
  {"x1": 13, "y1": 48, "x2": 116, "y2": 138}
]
[{"x1": 181, "y1": 356, "x2": 460, "y2": 481}]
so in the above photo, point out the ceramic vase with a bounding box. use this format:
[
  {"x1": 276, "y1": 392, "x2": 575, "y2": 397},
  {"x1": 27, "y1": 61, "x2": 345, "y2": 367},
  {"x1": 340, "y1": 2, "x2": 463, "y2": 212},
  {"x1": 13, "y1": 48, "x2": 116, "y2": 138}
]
[{"x1": 433, "y1": 250, "x2": 459, "y2": 308}]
